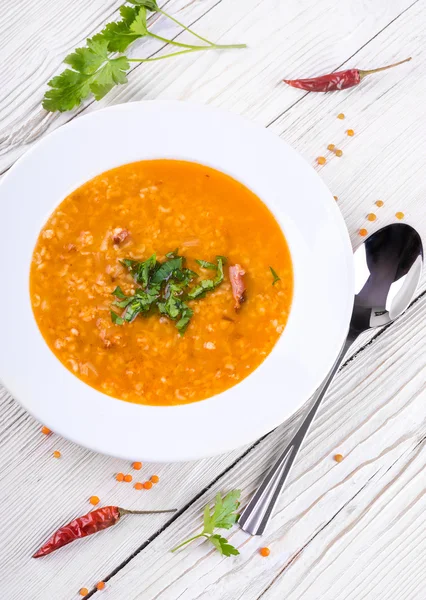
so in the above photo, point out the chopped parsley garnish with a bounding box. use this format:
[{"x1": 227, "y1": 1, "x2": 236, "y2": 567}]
[
  {"x1": 111, "y1": 252, "x2": 227, "y2": 334},
  {"x1": 270, "y1": 266, "x2": 280, "y2": 285},
  {"x1": 195, "y1": 259, "x2": 217, "y2": 270}
]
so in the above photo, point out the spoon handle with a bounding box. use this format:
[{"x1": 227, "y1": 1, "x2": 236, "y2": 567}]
[{"x1": 239, "y1": 336, "x2": 354, "y2": 536}]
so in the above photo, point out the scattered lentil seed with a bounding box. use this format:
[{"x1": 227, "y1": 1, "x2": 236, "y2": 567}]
[
  {"x1": 79, "y1": 589, "x2": 89, "y2": 597},
  {"x1": 367, "y1": 213, "x2": 377, "y2": 222},
  {"x1": 116, "y1": 472, "x2": 124, "y2": 482},
  {"x1": 143, "y1": 481, "x2": 153, "y2": 490},
  {"x1": 327, "y1": 144, "x2": 335, "y2": 151},
  {"x1": 335, "y1": 149, "x2": 343, "y2": 157},
  {"x1": 134, "y1": 482, "x2": 143, "y2": 490},
  {"x1": 396, "y1": 211, "x2": 405, "y2": 220},
  {"x1": 133, "y1": 461, "x2": 142, "y2": 470},
  {"x1": 346, "y1": 129, "x2": 354, "y2": 136},
  {"x1": 317, "y1": 156, "x2": 326, "y2": 165},
  {"x1": 124, "y1": 474, "x2": 133, "y2": 482},
  {"x1": 41, "y1": 426, "x2": 51, "y2": 435},
  {"x1": 334, "y1": 453, "x2": 344, "y2": 462},
  {"x1": 151, "y1": 475, "x2": 159, "y2": 484},
  {"x1": 89, "y1": 496, "x2": 100, "y2": 506},
  {"x1": 376, "y1": 200, "x2": 384, "y2": 207},
  {"x1": 260, "y1": 547, "x2": 270, "y2": 557},
  {"x1": 53, "y1": 450, "x2": 61, "y2": 458},
  {"x1": 96, "y1": 582, "x2": 106, "y2": 591},
  {"x1": 337, "y1": 113, "x2": 345, "y2": 119},
  {"x1": 333, "y1": 196, "x2": 338, "y2": 201},
  {"x1": 359, "y1": 228, "x2": 368, "y2": 237}
]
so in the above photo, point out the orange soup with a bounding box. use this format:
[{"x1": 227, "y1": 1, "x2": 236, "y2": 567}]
[{"x1": 30, "y1": 160, "x2": 293, "y2": 405}]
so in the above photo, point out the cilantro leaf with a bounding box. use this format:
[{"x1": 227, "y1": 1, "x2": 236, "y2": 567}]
[
  {"x1": 270, "y1": 266, "x2": 280, "y2": 285},
  {"x1": 211, "y1": 490, "x2": 241, "y2": 529},
  {"x1": 43, "y1": 70, "x2": 92, "y2": 112},
  {"x1": 98, "y1": 6, "x2": 142, "y2": 53},
  {"x1": 43, "y1": 34, "x2": 130, "y2": 112},
  {"x1": 196, "y1": 259, "x2": 217, "y2": 270},
  {"x1": 171, "y1": 490, "x2": 241, "y2": 556},
  {"x1": 128, "y1": 0, "x2": 159, "y2": 11},
  {"x1": 112, "y1": 286, "x2": 126, "y2": 299},
  {"x1": 187, "y1": 256, "x2": 224, "y2": 300},
  {"x1": 129, "y1": 6, "x2": 148, "y2": 36},
  {"x1": 111, "y1": 310, "x2": 124, "y2": 325},
  {"x1": 165, "y1": 248, "x2": 179, "y2": 258},
  {"x1": 209, "y1": 534, "x2": 239, "y2": 557},
  {"x1": 151, "y1": 257, "x2": 183, "y2": 284}
]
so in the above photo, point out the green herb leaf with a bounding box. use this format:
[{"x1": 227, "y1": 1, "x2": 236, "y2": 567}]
[
  {"x1": 196, "y1": 259, "x2": 217, "y2": 270},
  {"x1": 216, "y1": 255, "x2": 228, "y2": 265},
  {"x1": 43, "y1": 35, "x2": 130, "y2": 112},
  {"x1": 111, "y1": 310, "x2": 124, "y2": 325},
  {"x1": 171, "y1": 490, "x2": 241, "y2": 556},
  {"x1": 98, "y1": 6, "x2": 142, "y2": 53},
  {"x1": 165, "y1": 248, "x2": 179, "y2": 258},
  {"x1": 187, "y1": 256, "x2": 224, "y2": 300},
  {"x1": 129, "y1": 6, "x2": 148, "y2": 35},
  {"x1": 128, "y1": 0, "x2": 159, "y2": 11},
  {"x1": 211, "y1": 490, "x2": 241, "y2": 529},
  {"x1": 176, "y1": 305, "x2": 193, "y2": 335},
  {"x1": 151, "y1": 257, "x2": 183, "y2": 284},
  {"x1": 112, "y1": 286, "x2": 126, "y2": 299},
  {"x1": 270, "y1": 266, "x2": 280, "y2": 285},
  {"x1": 209, "y1": 534, "x2": 239, "y2": 557}
]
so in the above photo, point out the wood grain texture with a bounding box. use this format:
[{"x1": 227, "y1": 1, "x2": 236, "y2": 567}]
[
  {"x1": 0, "y1": 0, "x2": 415, "y2": 173},
  {"x1": 0, "y1": 0, "x2": 425, "y2": 598},
  {"x1": 94, "y1": 286, "x2": 426, "y2": 600}
]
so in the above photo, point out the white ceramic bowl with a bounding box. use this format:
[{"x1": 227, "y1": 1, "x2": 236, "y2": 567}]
[{"x1": 0, "y1": 101, "x2": 353, "y2": 462}]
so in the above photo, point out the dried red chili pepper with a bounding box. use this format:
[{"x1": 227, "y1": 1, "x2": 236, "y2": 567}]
[
  {"x1": 33, "y1": 506, "x2": 177, "y2": 558},
  {"x1": 283, "y1": 57, "x2": 411, "y2": 92}
]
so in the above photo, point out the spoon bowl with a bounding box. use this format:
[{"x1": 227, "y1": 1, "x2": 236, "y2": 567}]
[{"x1": 239, "y1": 223, "x2": 423, "y2": 535}]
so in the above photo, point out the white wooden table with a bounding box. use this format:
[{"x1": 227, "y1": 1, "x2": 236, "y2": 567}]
[{"x1": 1, "y1": 1, "x2": 426, "y2": 598}]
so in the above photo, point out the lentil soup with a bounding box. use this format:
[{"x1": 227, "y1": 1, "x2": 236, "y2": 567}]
[{"x1": 30, "y1": 160, "x2": 293, "y2": 406}]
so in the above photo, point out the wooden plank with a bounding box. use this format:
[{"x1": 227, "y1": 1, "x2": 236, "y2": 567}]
[
  {"x1": 0, "y1": 0, "x2": 414, "y2": 173},
  {"x1": 96, "y1": 273, "x2": 426, "y2": 600}
]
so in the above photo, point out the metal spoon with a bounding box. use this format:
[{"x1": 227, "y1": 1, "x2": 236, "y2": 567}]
[{"x1": 239, "y1": 223, "x2": 423, "y2": 535}]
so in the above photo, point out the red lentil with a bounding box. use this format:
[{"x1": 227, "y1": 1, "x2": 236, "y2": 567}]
[
  {"x1": 124, "y1": 474, "x2": 133, "y2": 483},
  {"x1": 334, "y1": 454, "x2": 344, "y2": 463},
  {"x1": 346, "y1": 129, "x2": 355, "y2": 136},
  {"x1": 53, "y1": 450, "x2": 61, "y2": 458},
  {"x1": 133, "y1": 461, "x2": 142, "y2": 470},
  {"x1": 396, "y1": 212, "x2": 405, "y2": 220},
  {"x1": 79, "y1": 589, "x2": 89, "y2": 597},
  {"x1": 96, "y1": 582, "x2": 106, "y2": 590},
  {"x1": 143, "y1": 481, "x2": 153, "y2": 490},
  {"x1": 41, "y1": 426, "x2": 51, "y2": 435},
  {"x1": 89, "y1": 496, "x2": 100, "y2": 506},
  {"x1": 260, "y1": 547, "x2": 270, "y2": 557},
  {"x1": 359, "y1": 228, "x2": 368, "y2": 237},
  {"x1": 317, "y1": 156, "x2": 326, "y2": 165},
  {"x1": 335, "y1": 149, "x2": 343, "y2": 157},
  {"x1": 151, "y1": 475, "x2": 160, "y2": 484},
  {"x1": 376, "y1": 200, "x2": 384, "y2": 207},
  {"x1": 327, "y1": 144, "x2": 335, "y2": 151},
  {"x1": 337, "y1": 113, "x2": 345, "y2": 119},
  {"x1": 367, "y1": 213, "x2": 376, "y2": 222},
  {"x1": 134, "y1": 482, "x2": 143, "y2": 490},
  {"x1": 116, "y1": 473, "x2": 124, "y2": 482}
]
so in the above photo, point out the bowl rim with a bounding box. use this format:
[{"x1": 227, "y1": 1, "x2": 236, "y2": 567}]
[{"x1": 0, "y1": 100, "x2": 354, "y2": 462}]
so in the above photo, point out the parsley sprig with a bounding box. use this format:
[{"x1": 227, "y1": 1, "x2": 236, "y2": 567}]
[
  {"x1": 43, "y1": 1, "x2": 246, "y2": 112},
  {"x1": 171, "y1": 490, "x2": 241, "y2": 556},
  {"x1": 111, "y1": 251, "x2": 226, "y2": 334}
]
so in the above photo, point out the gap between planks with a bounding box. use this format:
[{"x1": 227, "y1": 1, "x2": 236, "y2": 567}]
[{"x1": 82, "y1": 284, "x2": 426, "y2": 599}]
